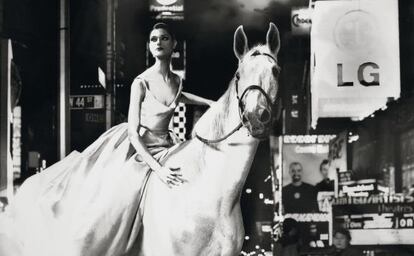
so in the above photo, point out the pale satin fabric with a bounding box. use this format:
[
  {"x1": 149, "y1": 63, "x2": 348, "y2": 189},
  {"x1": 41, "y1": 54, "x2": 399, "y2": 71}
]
[{"x1": 0, "y1": 77, "x2": 183, "y2": 256}]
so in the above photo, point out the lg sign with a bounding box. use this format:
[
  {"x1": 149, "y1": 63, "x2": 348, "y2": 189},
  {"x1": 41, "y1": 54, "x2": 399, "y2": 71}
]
[{"x1": 337, "y1": 62, "x2": 380, "y2": 87}]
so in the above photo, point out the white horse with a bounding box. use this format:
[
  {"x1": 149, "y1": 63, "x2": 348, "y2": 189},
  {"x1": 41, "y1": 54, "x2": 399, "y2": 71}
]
[{"x1": 134, "y1": 23, "x2": 281, "y2": 256}]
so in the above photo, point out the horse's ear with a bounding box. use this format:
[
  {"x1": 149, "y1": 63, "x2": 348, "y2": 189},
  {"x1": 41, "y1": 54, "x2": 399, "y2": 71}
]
[
  {"x1": 266, "y1": 22, "x2": 280, "y2": 56},
  {"x1": 234, "y1": 25, "x2": 248, "y2": 60}
]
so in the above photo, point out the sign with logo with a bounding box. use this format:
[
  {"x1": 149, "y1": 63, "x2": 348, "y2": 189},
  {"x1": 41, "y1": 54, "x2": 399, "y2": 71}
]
[
  {"x1": 149, "y1": 0, "x2": 184, "y2": 20},
  {"x1": 333, "y1": 195, "x2": 414, "y2": 245},
  {"x1": 339, "y1": 179, "x2": 377, "y2": 197},
  {"x1": 311, "y1": 0, "x2": 400, "y2": 127},
  {"x1": 291, "y1": 7, "x2": 312, "y2": 35}
]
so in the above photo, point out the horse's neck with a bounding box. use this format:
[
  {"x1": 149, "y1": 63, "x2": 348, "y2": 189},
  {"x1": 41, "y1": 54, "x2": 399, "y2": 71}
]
[{"x1": 193, "y1": 82, "x2": 259, "y2": 205}]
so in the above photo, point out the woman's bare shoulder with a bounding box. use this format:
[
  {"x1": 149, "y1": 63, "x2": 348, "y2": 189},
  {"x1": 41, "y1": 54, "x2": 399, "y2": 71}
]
[
  {"x1": 135, "y1": 69, "x2": 151, "y2": 81},
  {"x1": 130, "y1": 78, "x2": 147, "y2": 100}
]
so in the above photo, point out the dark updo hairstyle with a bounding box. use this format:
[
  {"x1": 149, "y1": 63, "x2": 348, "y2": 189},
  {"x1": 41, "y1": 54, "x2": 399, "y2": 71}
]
[
  {"x1": 151, "y1": 22, "x2": 176, "y2": 41},
  {"x1": 334, "y1": 227, "x2": 351, "y2": 241}
]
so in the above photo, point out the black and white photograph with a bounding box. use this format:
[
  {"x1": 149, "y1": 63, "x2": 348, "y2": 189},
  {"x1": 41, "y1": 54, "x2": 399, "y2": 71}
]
[{"x1": 1, "y1": 0, "x2": 414, "y2": 255}]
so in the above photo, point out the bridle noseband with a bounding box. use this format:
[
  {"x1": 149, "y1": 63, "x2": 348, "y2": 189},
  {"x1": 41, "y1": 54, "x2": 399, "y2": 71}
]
[{"x1": 195, "y1": 52, "x2": 278, "y2": 144}]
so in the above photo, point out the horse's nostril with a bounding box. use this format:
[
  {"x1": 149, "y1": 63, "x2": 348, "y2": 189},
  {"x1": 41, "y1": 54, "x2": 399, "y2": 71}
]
[{"x1": 259, "y1": 109, "x2": 271, "y2": 123}]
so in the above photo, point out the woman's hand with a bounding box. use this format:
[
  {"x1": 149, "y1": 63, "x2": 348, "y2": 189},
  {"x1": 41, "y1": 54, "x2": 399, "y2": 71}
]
[{"x1": 154, "y1": 166, "x2": 184, "y2": 188}]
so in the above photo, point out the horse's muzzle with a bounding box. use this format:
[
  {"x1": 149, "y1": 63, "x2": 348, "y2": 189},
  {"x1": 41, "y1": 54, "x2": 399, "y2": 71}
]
[{"x1": 242, "y1": 107, "x2": 272, "y2": 140}]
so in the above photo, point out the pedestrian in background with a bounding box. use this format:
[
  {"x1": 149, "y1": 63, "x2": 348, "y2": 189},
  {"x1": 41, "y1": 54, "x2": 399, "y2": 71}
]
[{"x1": 331, "y1": 228, "x2": 362, "y2": 256}]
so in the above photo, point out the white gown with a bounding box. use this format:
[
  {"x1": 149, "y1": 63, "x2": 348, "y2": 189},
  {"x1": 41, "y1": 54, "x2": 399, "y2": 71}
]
[{"x1": 0, "y1": 77, "x2": 183, "y2": 256}]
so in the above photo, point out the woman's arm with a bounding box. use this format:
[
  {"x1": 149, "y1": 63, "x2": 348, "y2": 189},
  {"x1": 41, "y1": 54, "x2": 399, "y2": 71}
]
[
  {"x1": 179, "y1": 92, "x2": 214, "y2": 106},
  {"x1": 128, "y1": 79, "x2": 182, "y2": 187}
]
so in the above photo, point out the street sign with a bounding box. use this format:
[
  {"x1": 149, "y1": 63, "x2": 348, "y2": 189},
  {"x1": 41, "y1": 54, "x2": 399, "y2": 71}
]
[{"x1": 70, "y1": 95, "x2": 104, "y2": 109}]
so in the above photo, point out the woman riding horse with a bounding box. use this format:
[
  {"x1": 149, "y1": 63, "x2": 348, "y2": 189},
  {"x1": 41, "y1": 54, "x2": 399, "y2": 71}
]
[{"x1": 0, "y1": 22, "x2": 281, "y2": 256}]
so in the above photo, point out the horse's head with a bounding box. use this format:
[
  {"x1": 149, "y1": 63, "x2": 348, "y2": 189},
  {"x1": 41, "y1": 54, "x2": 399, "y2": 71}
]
[{"x1": 232, "y1": 23, "x2": 281, "y2": 140}]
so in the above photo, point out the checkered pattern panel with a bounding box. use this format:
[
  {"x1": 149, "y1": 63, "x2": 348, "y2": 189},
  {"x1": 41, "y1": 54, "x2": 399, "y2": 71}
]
[{"x1": 170, "y1": 102, "x2": 187, "y2": 141}]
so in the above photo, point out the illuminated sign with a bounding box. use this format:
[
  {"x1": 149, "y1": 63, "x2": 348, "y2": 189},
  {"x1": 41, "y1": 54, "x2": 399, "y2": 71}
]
[
  {"x1": 149, "y1": 0, "x2": 184, "y2": 20},
  {"x1": 12, "y1": 106, "x2": 21, "y2": 179},
  {"x1": 283, "y1": 135, "x2": 336, "y2": 144},
  {"x1": 291, "y1": 7, "x2": 312, "y2": 35},
  {"x1": 156, "y1": 0, "x2": 177, "y2": 5},
  {"x1": 284, "y1": 213, "x2": 330, "y2": 223},
  {"x1": 338, "y1": 179, "x2": 377, "y2": 197},
  {"x1": 311, "y1": 0, "x2": 400, "y2": 127},
  {"x1": 333, "y1": 195, "x2": 414, "y2": 244}
]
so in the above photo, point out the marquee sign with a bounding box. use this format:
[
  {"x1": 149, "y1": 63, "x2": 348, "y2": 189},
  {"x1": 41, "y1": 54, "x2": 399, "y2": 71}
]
[
  {"x1": 333, "y1": 195, "x2": 414, "y2": 245},
  {"x1": 311, "y1": 0, "x2": 400, "y2": 127}
]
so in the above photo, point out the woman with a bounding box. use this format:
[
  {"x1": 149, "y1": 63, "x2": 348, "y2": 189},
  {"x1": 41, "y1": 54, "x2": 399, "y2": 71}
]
[
  {"x1": 332, "y1": 228, "x2": 362, "y2": 256},
  {"x1": 129, "y1": 22, "x2": 213, "y2": 187},
  {"x1": 0, "y1": 22, "x2": 213, "y2": 256}
]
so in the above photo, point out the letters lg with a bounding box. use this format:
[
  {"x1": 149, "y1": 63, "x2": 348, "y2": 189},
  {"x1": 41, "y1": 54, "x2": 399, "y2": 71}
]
[{"x1": 337, "y1": 62, "x2": 380, "y2": 87}]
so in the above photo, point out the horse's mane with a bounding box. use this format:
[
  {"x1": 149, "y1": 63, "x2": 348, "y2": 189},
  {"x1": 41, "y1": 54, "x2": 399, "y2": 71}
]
[{"x1": 191, "y1": 77, "x2": 235, "y2": 147}]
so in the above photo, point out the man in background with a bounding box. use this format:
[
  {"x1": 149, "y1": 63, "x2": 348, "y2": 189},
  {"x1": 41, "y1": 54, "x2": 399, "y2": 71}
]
[
  {"x1": 315, "y1": 159, "x2": 334, "y2": 192},
  {"x1": 282, "y1": 162, "x2": 318, "y2": 213}
]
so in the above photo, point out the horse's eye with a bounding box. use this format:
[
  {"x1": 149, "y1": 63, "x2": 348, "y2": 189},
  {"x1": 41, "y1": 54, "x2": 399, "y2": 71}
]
[
  {"x1": 236, "y1": 72, "x2": 240, "y2": 80},
  {"x1": 272, "y1": 66, "x2": 280, "y2": 77}
]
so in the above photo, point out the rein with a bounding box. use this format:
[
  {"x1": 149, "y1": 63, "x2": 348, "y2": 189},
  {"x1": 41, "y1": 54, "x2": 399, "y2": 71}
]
[{"x1": 195, "y1": 52, "x2": 276, "y2": 144}]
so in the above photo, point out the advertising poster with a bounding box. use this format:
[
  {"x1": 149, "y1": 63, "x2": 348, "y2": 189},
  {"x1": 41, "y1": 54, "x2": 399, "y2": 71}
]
[
  {"x1": 282, "y1": 135, "x2": 336, "y2": 214},
  {"x1": 333, "y1": 194, "x2": 414, "y2": 245},
  {"x1": 281, "y1": 135, "x2": 336, "y2": 250}
]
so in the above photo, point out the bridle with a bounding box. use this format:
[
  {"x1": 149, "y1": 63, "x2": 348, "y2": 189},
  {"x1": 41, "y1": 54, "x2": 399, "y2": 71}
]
[{"x1": 195, "y1": 52, "x2": 278, "y2": 144}]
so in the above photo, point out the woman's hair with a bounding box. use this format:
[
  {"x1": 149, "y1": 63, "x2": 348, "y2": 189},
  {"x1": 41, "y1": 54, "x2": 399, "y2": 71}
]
[
  {"x1": 151, "y1": 22, "x2": 176, "y2": 41},
  {"x1": 334, "y1": 227, "x2": 351, "y2": 241}
]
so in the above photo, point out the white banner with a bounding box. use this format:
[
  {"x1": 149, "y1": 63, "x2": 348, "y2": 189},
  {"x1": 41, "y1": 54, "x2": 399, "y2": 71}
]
[{"x1": 311, "y1": 0, "x2": 400, "y2": 127}]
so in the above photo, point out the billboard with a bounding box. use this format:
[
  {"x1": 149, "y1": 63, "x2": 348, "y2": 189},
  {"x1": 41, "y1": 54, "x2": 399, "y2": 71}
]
[
  {"x1": 279, "y1": 135, "x2": 338, "y2": 250},
  {"x1": 282, "y1": 135, "x2": 336, "y2": 214},
  {"x1": 311, "y1": 0, "x2": 400, "y2": 127}
]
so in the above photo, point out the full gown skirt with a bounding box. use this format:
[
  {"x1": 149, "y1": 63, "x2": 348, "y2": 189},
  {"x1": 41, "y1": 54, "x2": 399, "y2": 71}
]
[{"x1": 0, "y1": 76, "x2": 183, "y2": 256}]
